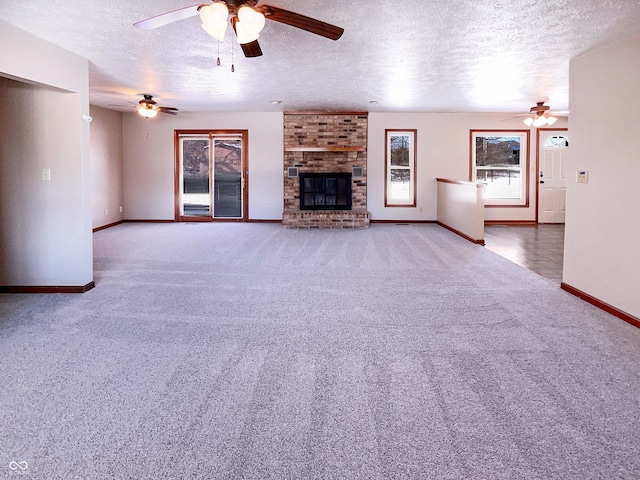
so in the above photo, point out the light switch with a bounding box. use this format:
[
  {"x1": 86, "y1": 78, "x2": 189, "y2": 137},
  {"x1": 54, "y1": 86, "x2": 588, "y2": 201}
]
[
  {"x1": 577, "y1": 171, "x2": 588, "y2": 184},
  {"x1": 42, "y1": 168, "x2": 51, "y2": 181}
]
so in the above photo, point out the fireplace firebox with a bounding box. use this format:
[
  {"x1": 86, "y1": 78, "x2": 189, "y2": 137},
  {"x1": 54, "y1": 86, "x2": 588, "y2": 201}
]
[{"x1": 299, "y1": 173, "x2": 352, "y2": 210}]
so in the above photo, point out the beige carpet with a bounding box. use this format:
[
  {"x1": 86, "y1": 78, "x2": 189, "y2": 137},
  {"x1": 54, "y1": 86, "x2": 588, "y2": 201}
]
[{"x1": 1, "y1": 222, "x2": 639, "y2": 479}]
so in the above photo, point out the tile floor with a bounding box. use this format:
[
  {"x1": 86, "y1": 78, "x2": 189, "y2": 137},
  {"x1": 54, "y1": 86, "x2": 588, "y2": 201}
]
[{"x1": 483, "y1": 224, "x2": 565, "y2": 284}]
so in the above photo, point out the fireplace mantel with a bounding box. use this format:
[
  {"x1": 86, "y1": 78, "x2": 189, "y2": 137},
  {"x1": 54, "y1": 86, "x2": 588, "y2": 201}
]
[{"x1": 285, "y1": 146, "x2": 366, "y2": 152}]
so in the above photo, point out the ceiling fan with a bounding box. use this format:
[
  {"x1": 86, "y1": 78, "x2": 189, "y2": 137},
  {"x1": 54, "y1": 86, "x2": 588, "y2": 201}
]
[
  {"x1": 134, "y1": 0, "x2": 344, "y2": 58},
  {"x1": 522, "y1": 102, "x2": 565, "y2": 127},
  {"x1": 137, "y1": 94, "x2": 179, "y2": 118}
]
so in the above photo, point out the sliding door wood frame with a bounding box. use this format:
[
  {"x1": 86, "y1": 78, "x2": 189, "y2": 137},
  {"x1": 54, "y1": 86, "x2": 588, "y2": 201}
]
[{"x1": 174, "y1": 129, "x2": 249, "y2": 222}]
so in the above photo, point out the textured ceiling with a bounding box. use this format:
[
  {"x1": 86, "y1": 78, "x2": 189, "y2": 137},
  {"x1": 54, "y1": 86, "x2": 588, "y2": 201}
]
[{"x1": 1, "y1": 0, "x2": 639, "y2": 114}]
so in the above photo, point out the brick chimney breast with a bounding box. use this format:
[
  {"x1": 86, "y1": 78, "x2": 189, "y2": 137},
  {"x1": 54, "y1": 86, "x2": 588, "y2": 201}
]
[{"x1": 283, "y1": 113, "x2": 369, "y2": 229}]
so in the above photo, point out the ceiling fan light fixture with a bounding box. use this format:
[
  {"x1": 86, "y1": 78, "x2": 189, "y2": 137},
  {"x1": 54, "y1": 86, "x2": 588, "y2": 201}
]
[
  {"x1": 522, "y1": 102, "x2": 561, "y2": 127},
  {"x1": 201, "y1": 22, "x2": 227, "y2": 42},
  {"x1": 235, "y1": 20, "x2": 260, "y2": 44},
  {"x1": 523, "y1": 115, "x2": 558, "y2": 127},
  {"x1": 200, "y1": 3, "x2": 229, "y2": 41},
  {"x1": 237, "y1": 6, "x2": 266, "y2": 36},
  {"x1": 137, "y1": 106, "x2": 158, "y2": 118},
  {"x1": 532, "y1": 115, "x2": 547, "y2": 127}
]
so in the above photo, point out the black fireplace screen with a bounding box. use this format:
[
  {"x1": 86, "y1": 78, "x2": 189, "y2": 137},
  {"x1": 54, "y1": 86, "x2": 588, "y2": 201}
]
[{"x1": 299, "y1": 173, "x2": 352, "y2": 210}]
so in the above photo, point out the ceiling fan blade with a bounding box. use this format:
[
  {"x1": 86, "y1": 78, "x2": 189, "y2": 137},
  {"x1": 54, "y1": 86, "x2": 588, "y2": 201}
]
[
  {"x1": 158, "y1": 107, "x2": 179, "y2": 115},
  {"x1": 134, "y1": 4, "x2": 201, "y2": 30},
  {"x1": 240, "y1": 39, "x2": 263, "y2": 58},
  {"x1": 257, "y1": 5, "x2": 344, "y2": 41}
]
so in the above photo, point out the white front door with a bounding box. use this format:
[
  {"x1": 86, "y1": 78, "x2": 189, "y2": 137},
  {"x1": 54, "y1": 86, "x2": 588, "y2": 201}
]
[{"x1": 538, "y1": 130, "x2": 569, "y2": 223}]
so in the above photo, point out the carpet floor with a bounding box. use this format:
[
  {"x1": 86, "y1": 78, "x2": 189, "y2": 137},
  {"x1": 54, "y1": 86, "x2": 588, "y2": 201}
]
[{"x1": 1, "y1": 222, "x2": 639, "y2": 479}]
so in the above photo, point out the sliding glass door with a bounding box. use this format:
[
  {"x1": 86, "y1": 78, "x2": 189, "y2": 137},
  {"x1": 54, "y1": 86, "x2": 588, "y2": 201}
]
[
  {"x1": 212, "y1": 136, "x2": 242, "y2": 218},
  {"x1": 180, "y1": 135, "x2": 211, "y2": 217},
  {"x1": 176, "y1": 130, "x2": 248, "y2": 221}
]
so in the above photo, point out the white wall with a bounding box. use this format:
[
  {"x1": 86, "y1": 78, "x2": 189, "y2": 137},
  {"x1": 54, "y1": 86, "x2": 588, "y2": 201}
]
[
  {"x1": 90, "y1": 106, "x2": 124, "y2": 229},
  {"x1": 122, "y1": 109, "x2": 568, "y2": 223},
  {"x1": 437, "y1": 180, "x2": 484, "y2": 243},
  {"x1": 564, "y1": 34, "x2": 640, "y2": 318},
  {"x1": 0, "y1": 21, "x2": 92, "y2": 287},
  {"x1": 367, "y1": 112, "x2": 567, "y2": 221},
  {"x1": 122, "y1": 112, "x2": 283, "y2": 220}
]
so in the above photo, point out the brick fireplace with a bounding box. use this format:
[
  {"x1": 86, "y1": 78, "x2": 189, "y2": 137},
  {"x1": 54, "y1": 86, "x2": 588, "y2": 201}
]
[{"x1": 283, "y1": 112, "x2": 370, "y2": 228}]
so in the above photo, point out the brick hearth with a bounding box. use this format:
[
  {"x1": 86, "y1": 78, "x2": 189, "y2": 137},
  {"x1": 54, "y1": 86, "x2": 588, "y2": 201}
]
[{"x1": 283, "y1": 112, "x2": 369, "y2": 229}]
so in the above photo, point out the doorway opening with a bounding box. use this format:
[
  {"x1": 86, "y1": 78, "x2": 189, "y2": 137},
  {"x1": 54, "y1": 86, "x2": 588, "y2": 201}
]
[{"x1": 484, "y1": 128, "x2": 569, "y2": 282}]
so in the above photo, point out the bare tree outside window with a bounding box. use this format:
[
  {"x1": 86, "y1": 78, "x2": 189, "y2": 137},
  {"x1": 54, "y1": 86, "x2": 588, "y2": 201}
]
[
  {"x1": 470, "y1": 130, "x2": 529, "y2": 207},
  {"x1": 385, "y1": 130, "x2": 417, "y2": 207},
  {"x1": 390, "y1": 135, "x2": 410, "y2": 167}
]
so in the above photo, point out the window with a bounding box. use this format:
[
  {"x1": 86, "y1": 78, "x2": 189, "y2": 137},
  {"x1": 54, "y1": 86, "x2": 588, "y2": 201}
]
[
  {"x1": 545, "y1": 135, "x2": 569, "y2": 148},
  {"x1": 470, "y1": 130, "x2": 530, "y2": 207},
  {"x1": 385, "y1": 129, "x2": 417, "y2": 207}
]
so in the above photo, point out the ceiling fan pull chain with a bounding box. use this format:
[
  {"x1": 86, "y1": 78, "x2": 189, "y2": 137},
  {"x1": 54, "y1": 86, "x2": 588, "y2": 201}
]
[
  {"x1": 231, "y1": 40, "x2": 235, "y2": 73},
  {"x1": 217, "y1": 39, "x2": 221, "y2": 66}
]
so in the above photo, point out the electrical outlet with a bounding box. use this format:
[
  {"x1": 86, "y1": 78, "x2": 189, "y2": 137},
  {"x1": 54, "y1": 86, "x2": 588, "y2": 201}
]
[
  {"x1": 264, "y1": 205, "x2": 269, "y2": 211},
  {"x1": 41, "y1": 168, "x2": 51, "y2": 181},
  {"x1": 419, "y1": 207, "x2": 423, "y2": 213},
  {"x1": 104, "y1": 208, "x2": 109, "y2": 216},
  {"x1": 119, "y1": 206, "x2": 123, "y2": 212}
]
